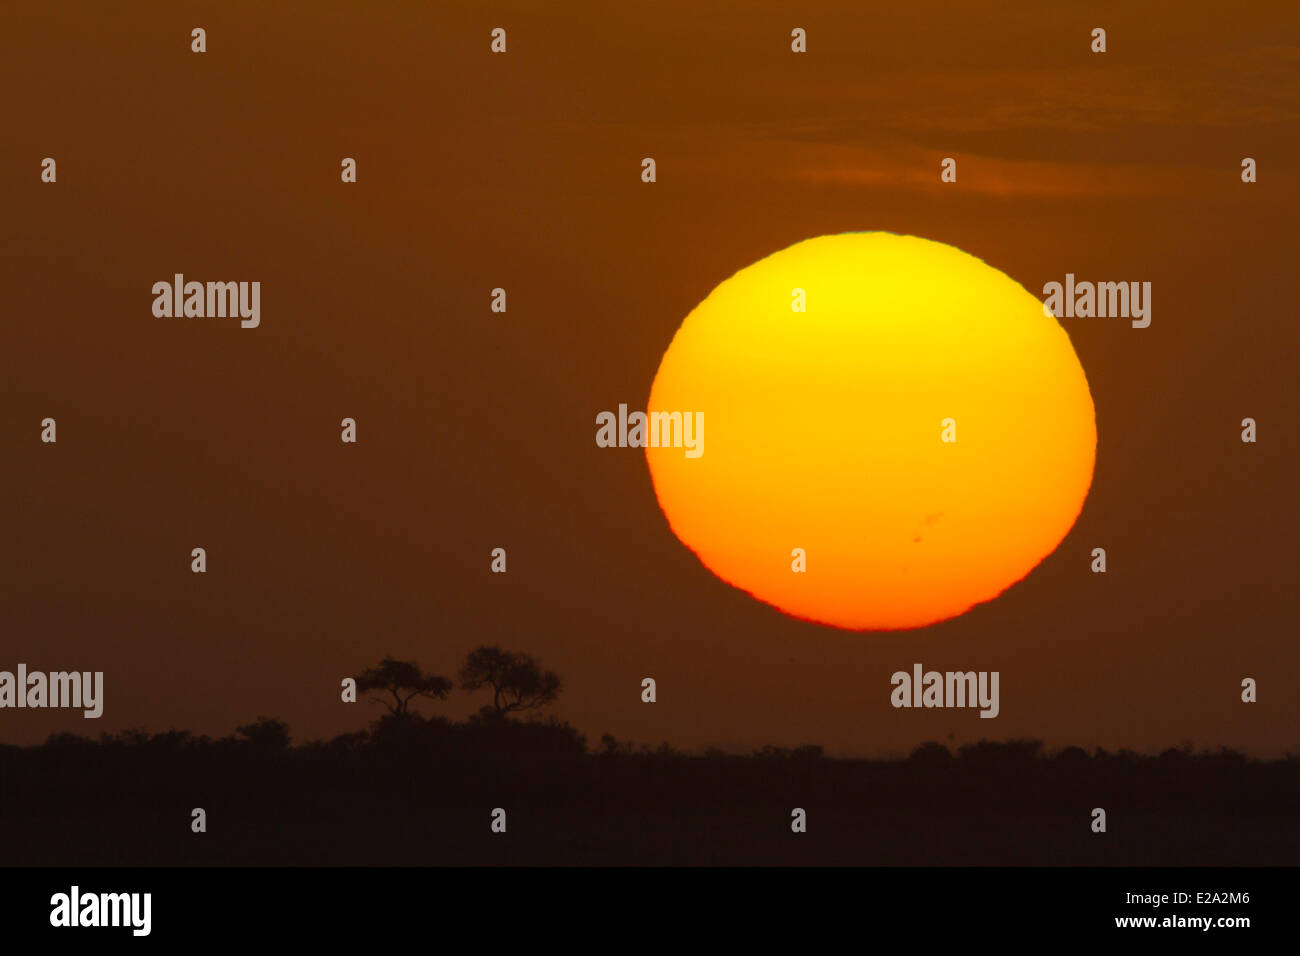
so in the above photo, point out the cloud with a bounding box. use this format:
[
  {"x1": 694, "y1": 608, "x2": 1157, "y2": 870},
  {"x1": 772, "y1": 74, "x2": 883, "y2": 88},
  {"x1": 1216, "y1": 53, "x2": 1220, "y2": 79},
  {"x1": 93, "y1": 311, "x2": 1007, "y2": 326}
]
[{"x1": 774, "y1": 141, "x2": 1226, "y2": 198}]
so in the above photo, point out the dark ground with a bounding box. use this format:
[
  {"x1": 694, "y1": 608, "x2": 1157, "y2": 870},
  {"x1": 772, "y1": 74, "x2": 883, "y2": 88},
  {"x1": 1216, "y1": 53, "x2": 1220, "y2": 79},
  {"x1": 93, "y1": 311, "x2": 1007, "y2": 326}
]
[{"x1": 4, "y1": 717, "x2": 1296, "y2": 866}]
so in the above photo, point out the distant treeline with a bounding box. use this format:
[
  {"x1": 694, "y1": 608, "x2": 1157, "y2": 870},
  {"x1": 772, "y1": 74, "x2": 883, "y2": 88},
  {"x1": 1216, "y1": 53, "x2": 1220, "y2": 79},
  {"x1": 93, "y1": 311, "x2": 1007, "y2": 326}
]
[{"x1": 2, "y1": 649, "x2": 1297, "y2": 866}]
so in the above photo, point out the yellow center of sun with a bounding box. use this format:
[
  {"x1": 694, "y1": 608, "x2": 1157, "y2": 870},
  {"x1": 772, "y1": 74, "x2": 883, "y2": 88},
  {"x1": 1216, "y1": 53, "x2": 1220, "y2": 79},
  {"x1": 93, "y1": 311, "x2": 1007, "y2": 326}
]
[{"x1": 645, "y1": 232, "x2": 1097, "y2": 630}]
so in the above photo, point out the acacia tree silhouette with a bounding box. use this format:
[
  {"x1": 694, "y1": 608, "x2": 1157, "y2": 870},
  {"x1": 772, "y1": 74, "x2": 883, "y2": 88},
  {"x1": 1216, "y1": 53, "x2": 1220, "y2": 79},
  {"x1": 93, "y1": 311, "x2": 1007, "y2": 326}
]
[
  {"x1": 458, "y1": 645, "x2": 562, "y2": 717},
  {"x1": 356, "y1": 658, "x2": 453, "y2": 716}
]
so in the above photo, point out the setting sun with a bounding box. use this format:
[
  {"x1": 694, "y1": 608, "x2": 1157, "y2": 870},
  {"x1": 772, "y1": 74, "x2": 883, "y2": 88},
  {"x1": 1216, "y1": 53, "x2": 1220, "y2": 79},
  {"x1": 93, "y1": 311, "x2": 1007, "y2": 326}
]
[{"x1": 646, "y1": 232, "x2": 1097, "y2": 630}]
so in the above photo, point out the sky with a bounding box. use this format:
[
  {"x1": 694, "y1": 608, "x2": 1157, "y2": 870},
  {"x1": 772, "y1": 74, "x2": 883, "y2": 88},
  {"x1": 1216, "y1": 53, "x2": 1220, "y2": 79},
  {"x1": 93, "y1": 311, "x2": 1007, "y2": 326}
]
[{"x1": 1, "y1": 0, "x2": 1296, "y2": 755}]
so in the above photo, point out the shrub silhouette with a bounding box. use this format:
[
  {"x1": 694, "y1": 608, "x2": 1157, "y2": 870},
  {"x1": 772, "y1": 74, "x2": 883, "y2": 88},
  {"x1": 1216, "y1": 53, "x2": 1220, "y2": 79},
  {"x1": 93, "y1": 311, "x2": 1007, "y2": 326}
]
[{"x1": 235, "y1": 716, "x2": 291, "y2": 753}]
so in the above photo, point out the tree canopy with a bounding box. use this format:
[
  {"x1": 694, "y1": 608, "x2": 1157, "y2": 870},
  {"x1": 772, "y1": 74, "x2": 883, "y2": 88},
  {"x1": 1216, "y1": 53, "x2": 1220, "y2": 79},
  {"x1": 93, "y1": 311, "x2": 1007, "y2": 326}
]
[
  {"x1": 356, "y1": 658, "x2": 453, "y2": 716},
  {"x1": 458, "y1": 645, "x2": 562, "y2": 716}
]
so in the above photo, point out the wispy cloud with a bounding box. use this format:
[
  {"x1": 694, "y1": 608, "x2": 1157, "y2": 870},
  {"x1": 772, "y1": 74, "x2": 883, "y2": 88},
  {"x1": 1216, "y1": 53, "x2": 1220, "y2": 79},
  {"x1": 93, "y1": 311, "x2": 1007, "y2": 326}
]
[{"x1": 771, "y1": 141, "x2": 1245, "y2": 199}]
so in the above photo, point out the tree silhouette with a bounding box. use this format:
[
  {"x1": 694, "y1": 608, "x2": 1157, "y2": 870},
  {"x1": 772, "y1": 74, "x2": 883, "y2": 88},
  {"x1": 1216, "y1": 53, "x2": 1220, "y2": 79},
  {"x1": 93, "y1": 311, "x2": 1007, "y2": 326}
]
[
  {"x1": 357, "y1": 658, "x2": 453, "y2": 716},
  {"x1": 234, "y1": 716, "x2": 291, "y2": 752},
  {"x1": 458, "y1": 645, "x2": 562, "y2": 717}
]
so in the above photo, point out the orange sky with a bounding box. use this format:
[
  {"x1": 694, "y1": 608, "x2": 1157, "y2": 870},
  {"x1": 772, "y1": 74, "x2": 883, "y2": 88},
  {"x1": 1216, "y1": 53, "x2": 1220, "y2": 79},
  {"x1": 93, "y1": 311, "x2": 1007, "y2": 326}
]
[{"x1": 1, "y1": 0, "x2": 1296, "y2": 755}]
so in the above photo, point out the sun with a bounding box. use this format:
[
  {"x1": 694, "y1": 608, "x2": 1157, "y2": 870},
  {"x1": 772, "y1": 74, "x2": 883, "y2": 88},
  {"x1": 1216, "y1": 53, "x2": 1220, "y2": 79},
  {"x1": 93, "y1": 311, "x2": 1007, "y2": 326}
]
[{"x1": 645, "y1": 232, "x2": 1097, "y2": 631}]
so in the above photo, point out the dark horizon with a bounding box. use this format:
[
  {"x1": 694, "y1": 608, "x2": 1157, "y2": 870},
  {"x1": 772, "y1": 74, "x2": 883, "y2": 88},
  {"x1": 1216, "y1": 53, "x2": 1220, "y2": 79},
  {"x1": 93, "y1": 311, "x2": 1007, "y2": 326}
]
[{"x1": 8, "y1": 675, "x2": 1298, "y2": 867}]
